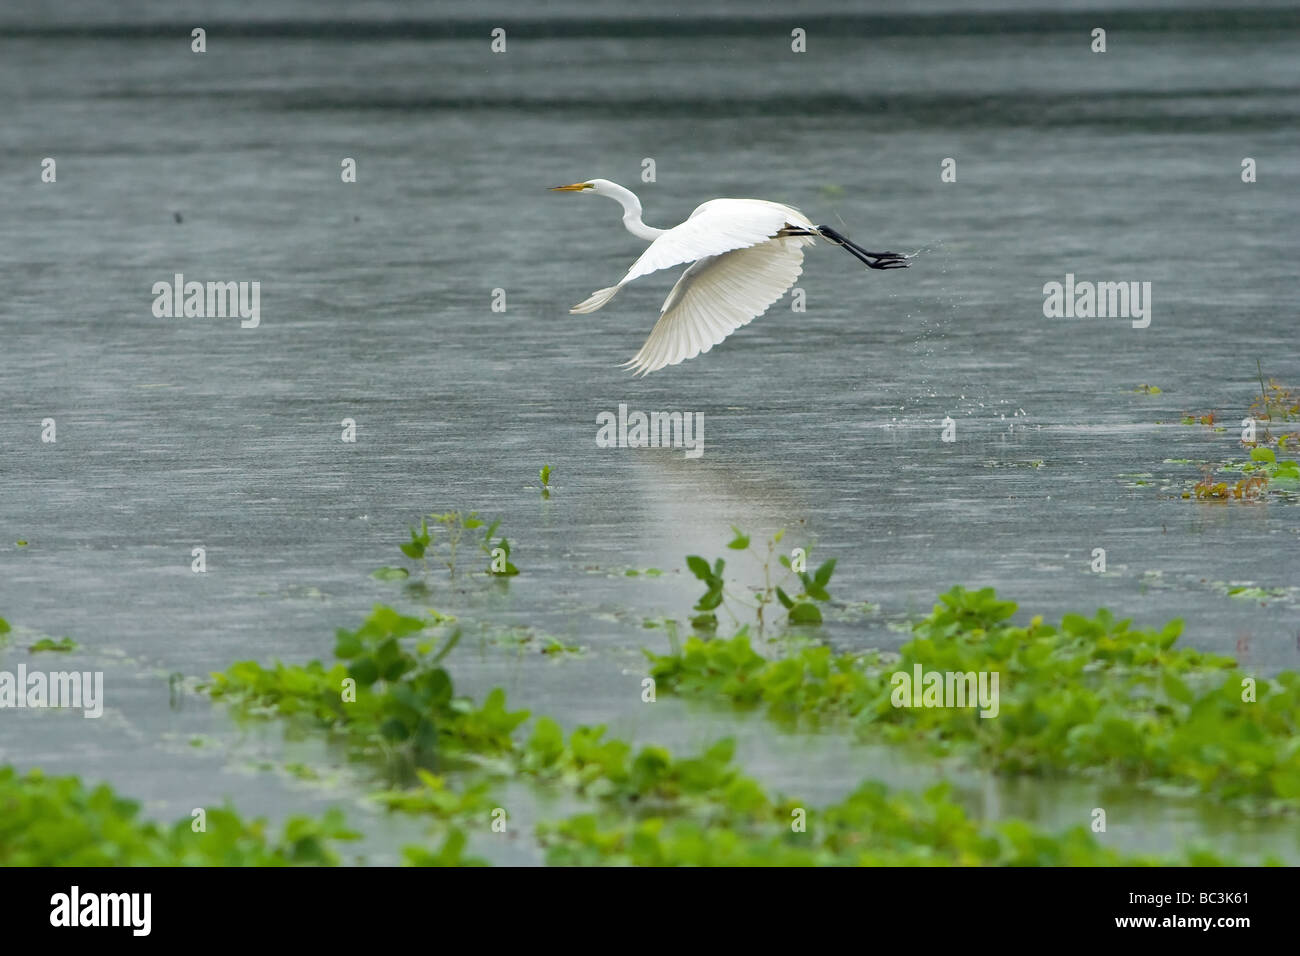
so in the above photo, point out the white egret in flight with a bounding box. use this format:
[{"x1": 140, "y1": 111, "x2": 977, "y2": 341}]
[{"x1": 551, "y1": 179, "x2": 909, "y2": 375}]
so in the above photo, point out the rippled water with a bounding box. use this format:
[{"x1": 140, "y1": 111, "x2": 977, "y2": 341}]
[{"x1": 2, "y1": 0, "x2": 1298, "y2": 863}]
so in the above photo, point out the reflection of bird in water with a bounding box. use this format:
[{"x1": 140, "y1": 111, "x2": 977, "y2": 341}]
[{"x1": 551, "y1": 178, "x2": 910, "y2": 375}]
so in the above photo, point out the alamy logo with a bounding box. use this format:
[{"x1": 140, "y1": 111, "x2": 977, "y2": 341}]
[
  {"x1": 1042, "y1": 273, "x2": 1151, "y2": 328},
  {"x1": 50, "y1": 886, "x2": 151, "y2": 936},
  {"x1": 151, "y1": 274, "x2": 260, "y2": 328},
  {"x1": 890, "y1": 664, "x2": 999, "y2": 718},
  {"x1": 596, "y1": 403, "x2": 704, "y2": 459},
  {"x1": 0, "y1": 666, "x2": 103, "y2": 718}
]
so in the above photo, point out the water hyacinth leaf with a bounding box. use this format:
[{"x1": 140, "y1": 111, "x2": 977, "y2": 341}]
[
  {"x1": 348, "y1": 657, "x2": 379, "y2": 687},
  {"x1": 30, "y1": 637, "x2": 76, "y2": 653},
  {"x1": 696, "y1": 587, "x2": 724, "y2": 611},
  {"x1": 814, "y1": 559, "x2": 837, "y2": 587},
  {"x1": 1158, "y1": 619, "x2": 1183, "y2": 649},
  {"x1": 371, "y1": 566, "x2": 410, "y2": 581},
  {"x1": 686, "y1": 556, "x2": 711, "y2": 580},
  {"x1": 788, "y1": 603, "x2": 822, "y2": 625},
  {"x1": 334, "y1": 630, "x2": 364, "y2": 659}
]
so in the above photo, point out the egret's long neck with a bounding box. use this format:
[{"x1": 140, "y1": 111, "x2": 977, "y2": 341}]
[{"x1": 605, "y1": 183, "x2": 665, "y2": 241}]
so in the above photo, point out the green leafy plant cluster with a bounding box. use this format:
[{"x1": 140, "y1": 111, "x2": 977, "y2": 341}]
[
  {"x1": 686, "y1": 527, "x2": 835, "y2": 633},
  {"x1": 29, "y1": 636, "x2": 77, "y2": 653},
  {"x1": 372, "y1": 770, "x2": 496, "y2": 819},
  {"x1": 375, "y1": 511, "x2": 518, "y2": 581},
  {"x1": 1249, "y1": 377, "x2": 1300, "y2": 424},
  {"x1": 516, "y1": 725, "x2": 1234, "y2": 865},
  {"x1": 648, "y1": 586, "x2": 1300, "y2": 807},
  {"x1": 1186, "y1": 447, "x2": 1300, "y2": 501},
  {"x1": 1231, "y1": 446, "x2": 1300, "y2": 484},
  {"x1": 207, "y1": 605, "x2": 528, "y2": 773},
  {"x1": 201, "y1": 599, "x2": 1192, "y2": 866},
  {"x1": 0, "y1": 766, "x2": 357, "y2": 866},
  {"x1": 537, "y1": 768, "x2": 1233, "y2": 867}
]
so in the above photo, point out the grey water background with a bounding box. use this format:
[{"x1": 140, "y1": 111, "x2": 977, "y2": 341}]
[{"x1": 2, "y1": 0, "x2": 1299, "y2": 864}]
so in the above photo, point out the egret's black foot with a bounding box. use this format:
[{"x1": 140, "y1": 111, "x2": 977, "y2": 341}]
[{"x1": 816, "y1": 226, "x2": 912, "y2": 270}]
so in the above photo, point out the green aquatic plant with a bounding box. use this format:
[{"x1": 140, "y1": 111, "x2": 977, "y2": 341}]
[
  {"x1": 1184, "y1": 447, "x2": 1300, "y2": 501},
  {"x1": 402, "y1": 829, "x2": 487, "y2": 866},
  {"x1": 372, "y1": 770, "x2": 496, "y2": 819},
  {"x1": 686, "y1": 527, "x2": 835, "y2": 633},
  {"x1": 537, "y1": 775, "x2": 1233, "y2": 867},
  {"x1": 29, "y1": 636, "x2": 77, "y2": 653},
  {"x1": 1224, "y1": 585, "x2": 1290, "y2": 601},
  {"x1": 481, "y1": 521, "x2": 519, "y2": 577},
  {"x1": 388, "y1": 511, "x2": 519, "y2": 580},
  {"x1": 1249, "y1": 373, "x2": 1299, "y2": 424},
  {"x1": 520, "y1": 727, "x2": 1223, "y2": 865},
  {"x1": 539, "y1": 464, "x2": 552, "y2": 499},
  {"x1": 0, "y1": 766, "x2": 357, "y2": 866},
  {"x1": 208, "y1": 605, "x2": 528, "y2": 774},
  {"x1": 648, "y1": 585, "x2": 1300, "y2": 808},
  {"x1": 190, "y1": 577, "x2": 1268, "y2": 866}
]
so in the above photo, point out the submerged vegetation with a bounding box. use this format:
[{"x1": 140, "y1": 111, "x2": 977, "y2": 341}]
[
  {"x1": 0, "y1": 766, "x2": 357, "y2": 866},
  {"x1": 6, "y1": 499, "x2": 1296, "y2": 865},
  {"x1": 1166, "y1": 378, "x2": 1300, "y2": 502},
  {"x1": 374, "y1": 511, "x2": 519, "y2": 581},
  {"x1": 1184, "y1": 446, "x2": 1300, "y2": 501},
  {"x1": 539, "y1": 780, "x2": 1231, "y2": 867},
  {"x1": 201, "y1": 606, "x2": 1248, "y2": 866},
  {"x1": 209, "y1": 606, "x2": 527, "y2": 776},
  {"x1": 29, "y1": 636, "x2": 77, "y2": 653},
  {"x1": 687, "y1": 527, "x2": 836, "y2": 633},
  {"x1": 649, "y1": 586, "x2": 1300, "y2": 809},
  {"x1": 1248, "y1": 373, "x2": 1299, "y2": 434}
]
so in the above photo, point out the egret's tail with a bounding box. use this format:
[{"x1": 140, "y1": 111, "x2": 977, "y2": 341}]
[{"x1": 570, "y1": 285, "x2": 621, "y2": 314}]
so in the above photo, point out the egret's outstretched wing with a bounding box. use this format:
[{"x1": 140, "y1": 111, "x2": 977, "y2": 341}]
[
  {"x1": 622, "y1": 235, "x2": 811, "y2": 376},
  {"x1": 569, "y1": 199, "x2": 814, "y2": 314}
]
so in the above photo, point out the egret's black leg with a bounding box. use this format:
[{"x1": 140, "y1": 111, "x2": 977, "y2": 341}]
[{"x1": 816, "y1": 226, "x2": 910, "y2": 270}]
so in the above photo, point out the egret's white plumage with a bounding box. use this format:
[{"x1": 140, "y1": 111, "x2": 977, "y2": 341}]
[
  {"x1": 552, "y1": 178, "x2": 907, "y2": 375},
  {"x1": 623, "y1": 234, "x2": 812, "y2": 376}
]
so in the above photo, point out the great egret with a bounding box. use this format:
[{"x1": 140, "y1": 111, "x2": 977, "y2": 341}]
[{"x1": 551, "y1": 179, "x2": 909, "y2": 375}]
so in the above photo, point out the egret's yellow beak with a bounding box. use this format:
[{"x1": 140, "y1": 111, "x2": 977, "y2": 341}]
[{"x1": 549, "y1": 182, "x2": 592, "y2": 191}]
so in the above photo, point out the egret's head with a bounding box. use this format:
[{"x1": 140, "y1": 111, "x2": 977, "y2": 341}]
[{"x1": 549, "y1": 178, "x2": 618, "y2": 196}]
